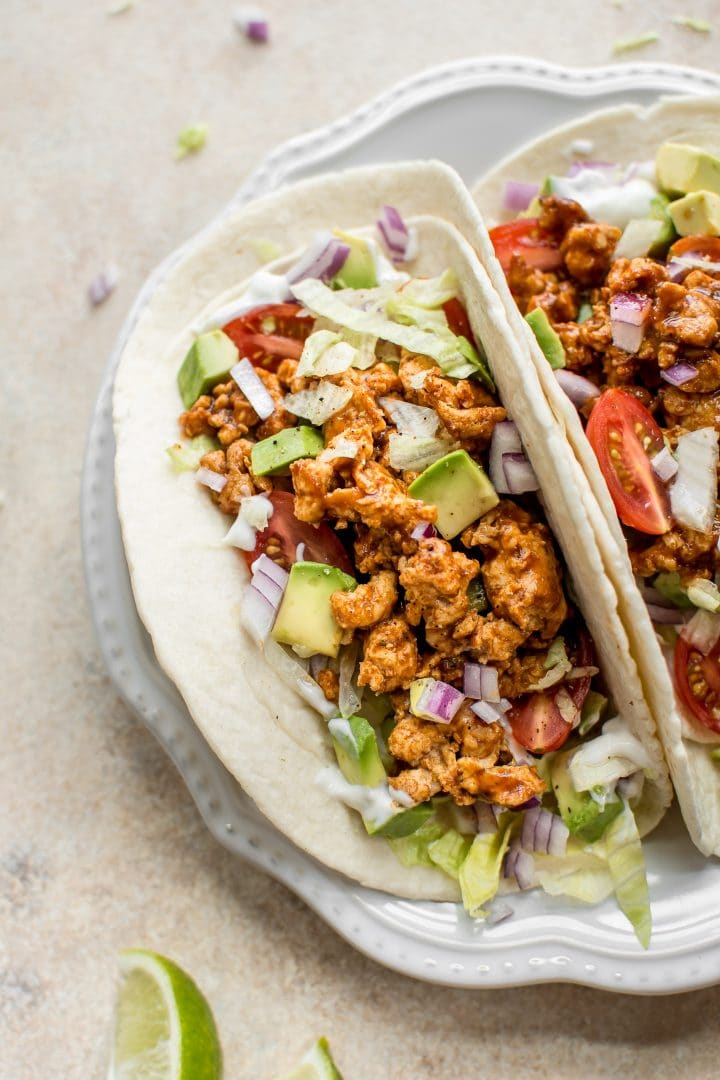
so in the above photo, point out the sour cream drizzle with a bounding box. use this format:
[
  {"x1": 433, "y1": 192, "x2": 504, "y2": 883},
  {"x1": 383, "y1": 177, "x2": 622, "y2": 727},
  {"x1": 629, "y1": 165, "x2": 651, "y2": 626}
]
[{"x1": 315, "y1": 765, "x2": 414, "y2": 827}]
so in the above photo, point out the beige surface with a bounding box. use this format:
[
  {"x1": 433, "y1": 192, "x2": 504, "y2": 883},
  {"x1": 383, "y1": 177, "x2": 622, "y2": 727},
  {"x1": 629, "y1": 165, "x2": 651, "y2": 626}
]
[{"x1": 3, "y1": 1, "x2": 720, "y2": 1076}]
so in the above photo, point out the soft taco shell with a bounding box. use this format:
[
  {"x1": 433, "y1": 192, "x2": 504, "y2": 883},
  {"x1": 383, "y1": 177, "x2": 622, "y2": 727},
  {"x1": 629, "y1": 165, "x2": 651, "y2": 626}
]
[
  {"x1": 471, "y1": 97, "x2": 720, "y2": 854},
  {"x1": 114, "y1": 162, "x2": 670, "y2": 899}
]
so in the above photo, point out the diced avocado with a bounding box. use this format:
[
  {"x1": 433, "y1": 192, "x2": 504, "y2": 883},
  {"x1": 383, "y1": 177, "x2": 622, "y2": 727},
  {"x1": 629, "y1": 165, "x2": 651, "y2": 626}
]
[
  {"x1": 525, "y1": 307, "x2": 566, "y2": 370},
  {"x1": 329, "y1": 715, "x2": 386, "y2": 788},
  {"x1": 539, "y1": 176, "x2": 555, "y2": 197},
  {"x1": 668, "y1": 190, "x2": 720, "y2": 238},
  {"x1": 519, "y1": 195, "x2": 542, "y2": 219},
  {"x1": 177, "y1": 330, "x2": 238, "y2": 409},
  {"x1": 654, "y1": 571, "x2": 693, "y2": 608},
  {"x1": 577, "y1": 301, "x2": 593, "y2": 325},
  {"x1": 408, "y1": 450, "x2": 499, "y2": 540},
  {"x1": 271, "y1": 561, "x2": 356, "y2": 658},
  {"x1": 251, "y1": 425, "x2": 324, "y2": 476},
  {"x1": 656, "y1": 142, "x2": 720, "y2": 197},
  {"x1": 331, "y1": 230, "x2": 377, "y2": 290},
  {"x1": 647, "y1": 193, "x2": 678, "y2": 256},
  {"x1": 551, "y1": 750, "x2": 622, "y2": 843},
  {"x1": 366, "y1": 801, "x2": 434, "y2": 839}
]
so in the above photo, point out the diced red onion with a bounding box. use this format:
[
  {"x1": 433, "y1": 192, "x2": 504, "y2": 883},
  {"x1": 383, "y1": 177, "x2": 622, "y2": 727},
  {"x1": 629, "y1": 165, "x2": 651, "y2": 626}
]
[
  {"x1": 554, "y1": 369, "x2": 601, "y2": 408},
  {"x1": 475, "y1": 802, "x2": 499, "y2": 833},
  {"x1": 670, "y1": 427, "x2": 718, "y2": 533},
  {"x1": 470, "y1": 700, "x2": 505, "y2": 724},
  {"x1": 87, "y1": 264, "x2": 119, "y2": 306},
  {"x1": 650, "y1": 445, "x2": 679, "y2": 482},
  {"x1": 666, "y1": 259, "x2": 690, "y2": 283},
  {"x1": 681, "y1": 609, "x2": 720, "y2": 655},
  {"x1": 645, "y1": 602, "x2": 691, "y2": 625},
  {"x1": 486, "y1": 901, "x2": 514, "y2": 925},
  {"x1": 286, "y1": 233, "x2": 351, "y2": 286},
  {"x1": 502, "y1": 453, "x2": 539, "y2": 494},
  {"x1": 251, "y1": 569, "x2": 284, "y2": 608},
  {"x1": 610, "y1": 293, "x2": 652, "y2": 354},
  {"x1": 502, "y1": 180, "x2": 540, "y2": 212},
  {"x1": 243, "y1": 585, "x2": 276, "y2": 641},
  {"x1": 504, "y1": 840, "x2": 535, "y2": 890},
  {"x1": 250, "y1": 553, "x2": 289, "y2": 590},
  {"x1": 520, "y1": 805, "x2": 569, "y2": 857},
  {"x1": 234, "y1": 7, "x2": 269, "y2": 40},
  {"x1": 566, "y1": 160, "x2": 617, "y2": 177},
  {"x1": 377, "y1": 205, "x2": 417, "y2": 263},
  {"x1": 415, "y1": 679, "x2": 465, "y2": 724},
  {"x1": 496, "y1": 698, "x2": 512, "y2": 715},
  {"x1": 464, "y1": 662, "x2": 500, "y2": 702},
  {"x1": 410, "y1": 521, "x2": 437, "y2": 540},
  {"x1": 670, "y1": 254, "x2": 720, "y2": 277},
  {"x1": 231, "y1": 358, "x2": 275, "y2": 420},
  {"x1": 489, "y1": 420, "x2": 522, "y2": 489},
  {"x1": 196, "y1": 467, "x2": 227, "y2": 493},
  {"x1": 296, "y1": 542, "x2": 306, "y2": 562},
  {"x1": 660, "y1": 362, "x2": 698, "y2": 387}
]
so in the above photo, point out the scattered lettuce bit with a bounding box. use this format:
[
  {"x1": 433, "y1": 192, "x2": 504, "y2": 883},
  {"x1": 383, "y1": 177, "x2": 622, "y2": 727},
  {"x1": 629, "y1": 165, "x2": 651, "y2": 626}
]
[
  {"x1": 577, "y1": 301, "x2": 594, "y2": 324},
  {"x1": 653, "y1": 571, "x2": 693, "y2": 608},
  {"x1": 611, "y1": 31, "x2": 659, "y2": 53},
  {"x1": 601, "y1": 801, "x2": 651, "y2": 948},
  {"x1": 387, "y1": 269, "x2": 459, "y2": 310},
  {"x1": 578, "y1": 690, "x2": 608, "y2": 737},
  {"x1": 543, "y1": 637, "x2": 567, "y2": 670},
  {"x1": 296, "y1": 330, "x2": 356, "y2": 377},
  {"x1": 710, "y1": 748, "x2": 720, "y2": 763},
  {"x1": 388, "y1": 816, "x2": 446, "y2": 868},
  {"x1": 107, "y1": 0, "x2": 137, "y2": 13},
  {"x1": 283, "y1": 383, "x2": 353, "y2": 425},
  {"x1": 427, "y1": 829, "x2": 473, "y2": 880},
  {"x1": 671, "y1": 15, "x2": 711, "y2": 32},
  {"x1": 176, "y1": 123, "x2": 208, "y2": 159},
  {"x1": 687, "y1": 578, "x2": 720, "y2": 613},
  {"x1": 458, "y1": 816, "x2": 513, "y2": 917},
  {"x1": 388, "y1": 433, "x2": 454, "y2": 472},
  {"x1": 166, "y1": 435, "x2": 217, "y2": 472},
  {"x1": 249, "y1": 238, "x2": 282, "y2": 264}
]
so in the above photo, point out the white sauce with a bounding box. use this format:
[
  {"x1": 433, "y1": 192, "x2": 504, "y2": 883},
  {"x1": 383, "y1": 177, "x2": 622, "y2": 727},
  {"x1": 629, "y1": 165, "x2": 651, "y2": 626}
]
[
  {"x1": 192, "y1": 271, "x2": 293, "y2": 334},
  {"x1": 551, "y1": 172, "x2": 657, "y2": 230},
  {"x1": 568, "y1": 137, "x2": 594, "y2": 156},
  {"x1": 315, "y1": 765, "x2": 408, "y2": 828},
  {"x1": 364, "y1": 234, "x2": 410, "y2": 285}
]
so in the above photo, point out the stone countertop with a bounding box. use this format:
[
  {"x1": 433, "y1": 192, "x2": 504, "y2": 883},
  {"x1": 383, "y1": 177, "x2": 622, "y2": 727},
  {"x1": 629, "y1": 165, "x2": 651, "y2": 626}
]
[{"x1": 3, "y1": 2, "x2": 720, "y2": 1076}]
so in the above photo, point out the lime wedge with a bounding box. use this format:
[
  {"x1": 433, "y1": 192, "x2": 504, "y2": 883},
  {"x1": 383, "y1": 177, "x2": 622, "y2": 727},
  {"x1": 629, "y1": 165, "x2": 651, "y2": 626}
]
[
  {"x1": 110, "y1": 949, "x2": 222, "y2": 1080},
  {"x1": 274, "y1": 1037, "x2": 343, "y2": 1080}
]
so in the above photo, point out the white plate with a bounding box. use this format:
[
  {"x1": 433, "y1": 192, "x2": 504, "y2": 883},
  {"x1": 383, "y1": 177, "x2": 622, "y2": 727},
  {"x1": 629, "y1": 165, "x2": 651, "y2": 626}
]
[{"x1": 82, "y1": 57, "x2": 720, "y2": 992}]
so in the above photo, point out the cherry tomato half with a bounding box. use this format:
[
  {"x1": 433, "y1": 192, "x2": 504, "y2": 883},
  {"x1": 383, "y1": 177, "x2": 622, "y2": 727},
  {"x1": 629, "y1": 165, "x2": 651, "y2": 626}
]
[
  {"x1": 674, "y1": 635, "x2": 720, "y2": 734},
  {"x1": 586, "y1": 389, "x2": 671, "y2": 536},
  {"x1": 223, "y1": 303, "x2": 314, "y2": 371},
  {"x1": 508, "y1": 631, "x2": 594, "y2": 754},
  {"x1": 488, "y1": 219, "x2": 563, "y2": 274},
  {"x1": 243, "y1": 491, "x2": 354, "y2": 576},
  {"x1": 442, "y1": 297, "x2": 475, "y2": 342},
  {"x1": 669, "y1": 235, "x2": 720, "y2": 264}
]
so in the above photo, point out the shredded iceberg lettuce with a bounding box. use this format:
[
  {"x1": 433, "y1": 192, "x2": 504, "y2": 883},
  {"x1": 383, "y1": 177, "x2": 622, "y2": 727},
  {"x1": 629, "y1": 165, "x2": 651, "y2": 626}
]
[
  {"x1": 427, "y1": 829, "x2": 473, "y2": 880},
  {"x1": 533, "y1": 842, "x2": 614, "y2": 905},
  {"x1": 297, "y1": 330, "x2": 357, "y2": 377},
  {"x1": 165, "y1": 435, "x2": 216, "y2": 472},
  {"x1": 568, "y1": 715, "x2": 653, "y2": 792},
  {"x1": 458, "y1": 817, "x2": 513, "y2": 917},
  {"x1": 601, "y1": 800, "x2": 652, "y2": 949},
  {"x1": 578, "y1": 690, "x2": 608, "y2": 737},
  {"x1": 388, "y1": 817, "x2": 446, "y2": 868}
]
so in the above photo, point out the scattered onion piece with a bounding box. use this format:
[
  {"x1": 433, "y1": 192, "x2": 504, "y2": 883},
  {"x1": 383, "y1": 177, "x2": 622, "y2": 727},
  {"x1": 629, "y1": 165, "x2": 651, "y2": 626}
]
[
  {"x1": 554, "y1": 369, "x2": 601, "y2": 408},
  {"x1": 650, "y1": 445, "x2": 678, "y2": 483},
  {"x1": 660, "y1": 362, "x2": 697, "y2": 387},
  {"x1": 376, "y1": 205, "x2": 418, "y2": 264},
  {"x1": 609, "y1": 292, "x2": 652, "y2": 353},
  {"x1": 231, "y1": 358, "x2": 275, "y2": 420},
  {"x1": 234, "y1": 6, "x2": 269, "y2": 40},
  {"x1": 88, "y1": 264, "x2": 119, "y2": 306},
  {"x1": 196, "y1": 467, "x2": 227, "y2": 493},
  {"x1": 502, "y1": 180, "x2": 540, "y2": 212}
]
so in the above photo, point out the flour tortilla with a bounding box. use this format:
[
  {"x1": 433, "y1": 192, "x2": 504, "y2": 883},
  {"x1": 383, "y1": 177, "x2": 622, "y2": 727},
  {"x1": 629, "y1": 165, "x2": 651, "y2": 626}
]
[
  {"x1": 114, "y1": 162, "x2": 670, "y2": 900},
  {"x1": 472, "y1": 97, "x2": 720, "y2": 855}
]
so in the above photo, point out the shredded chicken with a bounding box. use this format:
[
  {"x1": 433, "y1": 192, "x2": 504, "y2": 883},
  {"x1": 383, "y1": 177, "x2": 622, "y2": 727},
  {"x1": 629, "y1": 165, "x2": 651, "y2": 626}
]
[
  {"x1": 358, "y1": 616, "x2": 418, "y2": 694},
  {"x1": 399, "y1": 538, "x2": 480, "y2": 632},
  {"x1": 330, "y1": 570, "x2": 398, "y2": 629}
]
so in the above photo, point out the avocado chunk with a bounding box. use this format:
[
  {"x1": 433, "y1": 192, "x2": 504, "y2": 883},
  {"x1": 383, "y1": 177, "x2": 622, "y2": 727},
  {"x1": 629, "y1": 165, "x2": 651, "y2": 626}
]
[
  {"x1": 329, "y1": 715, "x2": 386, "y2": 788},
  {"x1": 525, "y1": 307, "x2": 566, "y2": 370},
  {"x1": 408, "y1": 450, "x2": 499, "y2": 540},
  {"x1": 551, "y1": 750, "x2": 622, "y2": 843},
  {"x1": 657, "y1": 142, "x2": 720, "y2": 197},
  {"x1": 330, "y1": 230, "x2": 378, "y2": 290},
  {"x1": 647, "y1": 194, "x2": 677, "y2": 256},
  {"x1": 668, "y1": 190, "x2": 720, "y2": 238},
  {"x1": 177, "y1": 330, "x2": 238, "y2": 409},
  {"x1": 251, "y1": 425, "x2": 324, "y2": 476},
  {"x1": 271, "y1": 561, "x2": 356, "y2": 658},
  {"x1": 366, "y1": 801, "x2": 434, "y2": 839}
]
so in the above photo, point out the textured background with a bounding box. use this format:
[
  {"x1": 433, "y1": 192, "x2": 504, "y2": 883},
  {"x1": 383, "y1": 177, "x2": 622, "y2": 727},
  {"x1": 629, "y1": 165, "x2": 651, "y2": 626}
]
[{"x1": 3, "y1": 2, "x2": 720, "y2": 1076}]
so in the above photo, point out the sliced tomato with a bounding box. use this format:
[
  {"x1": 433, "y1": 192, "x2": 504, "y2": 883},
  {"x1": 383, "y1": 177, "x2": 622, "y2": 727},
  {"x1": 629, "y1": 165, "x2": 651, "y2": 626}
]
[
  {"x1": 443, "y1": 297, "x2": 474, "y2": 341},
  {"x1": 223, "y1": 303, "x2": 314, "y2": 370},
  {"x1": 669, "y1": 235, "x2": 720, "y2": 263},
  {"x1": 508, "y1": 691, "x2": 574, "y2": 754},
  {"x1": 586, "y1": 388, "x2": 671, "y2": 535},
  {"x1": 488, "y1": 218, "x2": 563, "y2": 274},
  {"x1": 674, "y1": 636, "x2": 720, "y2": 734},
  {"x1": 243, "y1": 491, "x2": 354, "y2": 575},
  {"x1": 508, "y1": 631, "x2": 594, "y2": 754}
]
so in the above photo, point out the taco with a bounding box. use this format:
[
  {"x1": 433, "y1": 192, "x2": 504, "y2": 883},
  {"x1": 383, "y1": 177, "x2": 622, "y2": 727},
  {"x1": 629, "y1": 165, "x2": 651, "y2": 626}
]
[
  {"x1": 114, "y1": 161, "x2": 670, "y2": 942},
  {"x1": 472, "y1": 96, "x2": 720, "y2": 856}
]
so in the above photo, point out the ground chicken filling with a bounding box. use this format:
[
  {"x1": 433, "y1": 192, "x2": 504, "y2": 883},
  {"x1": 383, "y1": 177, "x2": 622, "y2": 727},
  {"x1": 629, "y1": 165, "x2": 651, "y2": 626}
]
[
  {"x1": 507, "y1": 194, "x2": 720, "y2": 585},
  {"x1": 180, "y1": 331, "x2": 593, "y2": 810}
]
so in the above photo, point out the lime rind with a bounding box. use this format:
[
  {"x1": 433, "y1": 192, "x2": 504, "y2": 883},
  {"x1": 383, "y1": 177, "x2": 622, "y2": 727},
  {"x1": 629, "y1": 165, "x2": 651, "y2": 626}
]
[
  {"x1": 275, "y1": 1035, "x2": 343, "y2": 1080},
  {"x1": 112, "y1": 949, "x2": 222, "y2": 1080}
]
